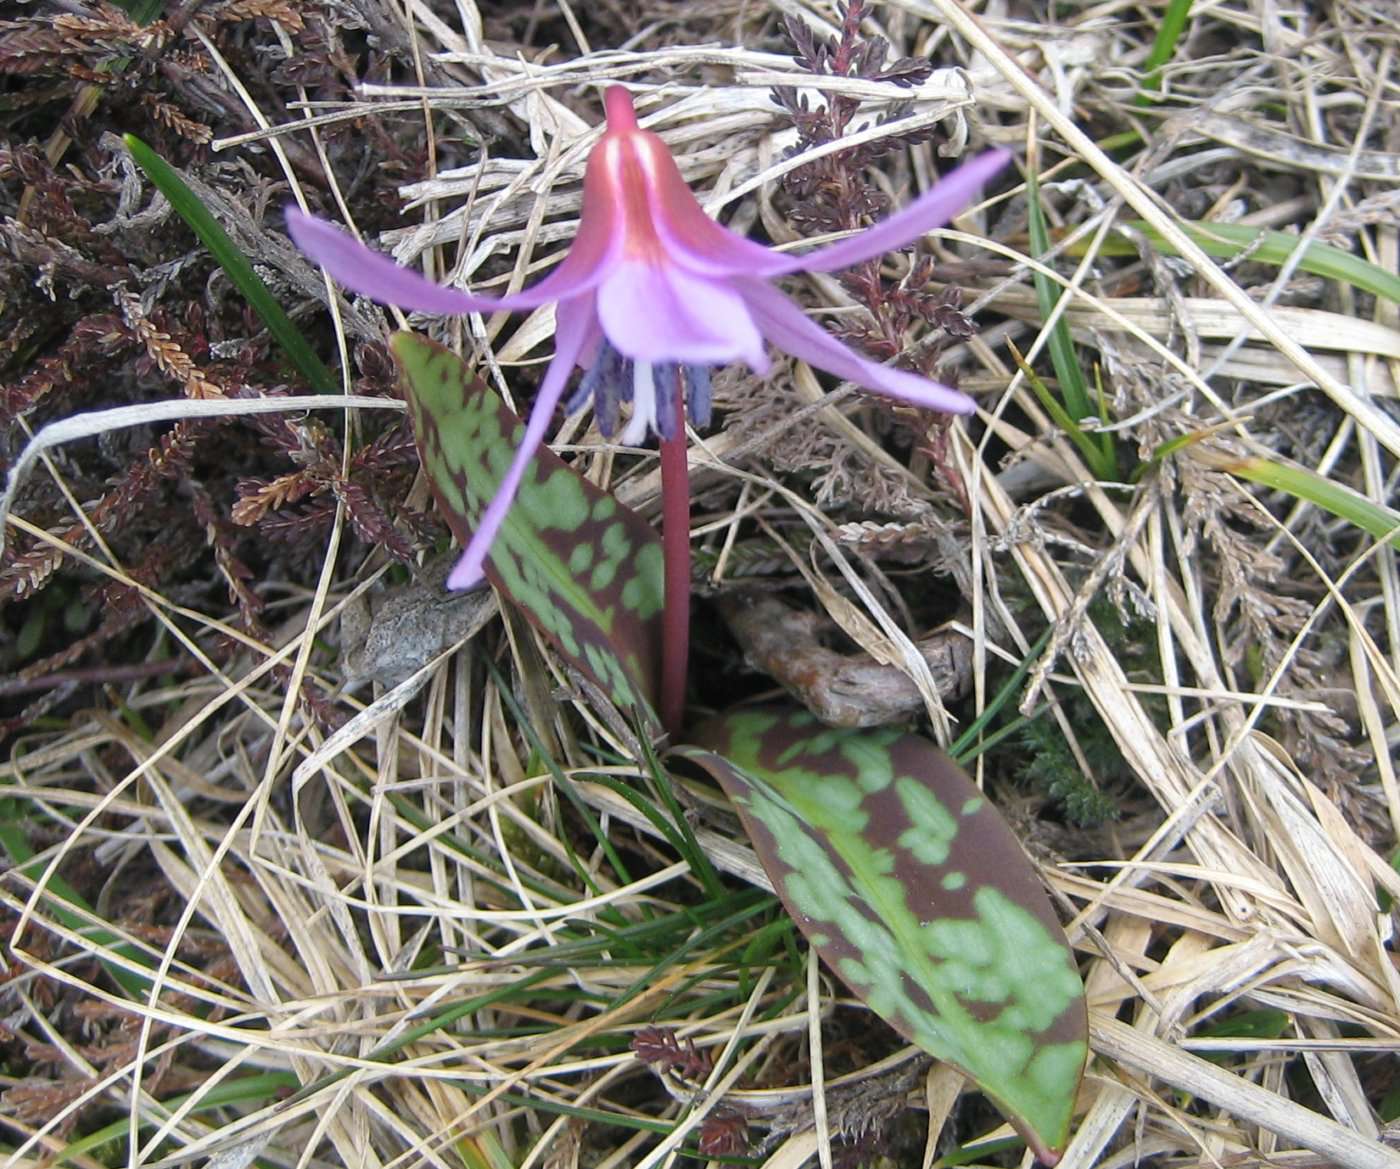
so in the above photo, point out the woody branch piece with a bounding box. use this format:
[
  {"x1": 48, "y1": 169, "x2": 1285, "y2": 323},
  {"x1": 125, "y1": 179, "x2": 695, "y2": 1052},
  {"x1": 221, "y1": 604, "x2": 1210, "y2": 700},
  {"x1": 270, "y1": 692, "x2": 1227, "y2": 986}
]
[{"x1": 716, "y1": 588, "x2": 971, "y2": 728}]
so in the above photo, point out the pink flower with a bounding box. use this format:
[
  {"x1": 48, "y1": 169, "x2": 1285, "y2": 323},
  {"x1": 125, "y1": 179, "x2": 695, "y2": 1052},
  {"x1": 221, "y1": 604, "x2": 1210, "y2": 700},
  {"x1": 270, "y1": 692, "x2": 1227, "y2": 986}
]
[{"x1": 287, "y1": 86, "x2": 1009, "y2": 589}]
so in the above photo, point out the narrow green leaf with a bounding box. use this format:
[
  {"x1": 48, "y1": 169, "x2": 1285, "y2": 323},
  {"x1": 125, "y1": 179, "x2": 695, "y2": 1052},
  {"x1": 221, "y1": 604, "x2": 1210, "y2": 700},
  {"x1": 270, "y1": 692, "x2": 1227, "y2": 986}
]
[
  {"x1": 0, "y1": 798, "x2": 154, "y2": 1000},
  {"x1": 392, "y1": 332, "x2": 664, "y2": 722},
  {"x1": 1193, "y1": 444, "x2": 1400, "y2": 549},
  {"x1": 1006, "y1": 339, "x2": 1116, "y2": 478},
  {"x1": 1190, "y1": 1007, "x2": 1290, "y2": 1067},
  {"x1": 679, "y1": 707, "x2": 1087, "y2": 1162},
  {"x1": 496, "y1": 1090, "x2": 672, "y2": 1134},
  {"x1": 636, "y1": 732, "x2": 726, "y2": 900},
  {"x1": 1089, "y1": 220, "x2": 1400, "y2": 306},
  {"x1": 123, "y1": 134, "x2": 337, "y2": 393},
  {"x1": 53, "y1": 1073, "x2": 299, "y2": 1169},
  {"x1": 1196, "y1": 1008, "x2": 1290, "y2": 1042},
  {"x1": 1383, "y1": 848, "x2": 1400, "y2": 914},
  {"x1": 949, "y1": 627, "x2": 1054, "y2": 761},
  {"x1": 936, "y1": 1135, "x2": 1030, "y2": 1167},
  {"x1": 1136, "y1": 0, "x2": 1194, "y2": 102},
  {"x1": 1023, "y1": 168, "x2": 1117, "y2": 480}
]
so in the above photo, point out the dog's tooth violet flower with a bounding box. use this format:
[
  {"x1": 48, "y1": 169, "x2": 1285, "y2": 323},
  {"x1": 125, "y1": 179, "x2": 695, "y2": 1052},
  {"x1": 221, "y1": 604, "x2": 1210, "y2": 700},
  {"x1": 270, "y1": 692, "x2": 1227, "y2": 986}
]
[{"x1": 287, "y1": 86, "x2": 1010, "y2": 589}]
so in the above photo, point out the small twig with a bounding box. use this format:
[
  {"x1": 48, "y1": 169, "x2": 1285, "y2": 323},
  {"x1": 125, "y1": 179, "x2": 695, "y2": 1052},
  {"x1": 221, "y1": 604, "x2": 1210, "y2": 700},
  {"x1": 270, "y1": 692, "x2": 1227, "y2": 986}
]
[
  {"x1": 1, "y1": 659, "x2": 196, "y2": 697},
  {"x1": 716, "y1": 588, "x2": 971, "y2": 727}
]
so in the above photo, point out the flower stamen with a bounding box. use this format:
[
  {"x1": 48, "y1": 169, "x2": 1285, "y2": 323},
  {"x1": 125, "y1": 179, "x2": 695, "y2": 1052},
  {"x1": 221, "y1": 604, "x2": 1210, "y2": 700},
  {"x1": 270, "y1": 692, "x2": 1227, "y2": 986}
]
[{"x1": 682, "y1": 365, "x2": 712, "y2": 430}]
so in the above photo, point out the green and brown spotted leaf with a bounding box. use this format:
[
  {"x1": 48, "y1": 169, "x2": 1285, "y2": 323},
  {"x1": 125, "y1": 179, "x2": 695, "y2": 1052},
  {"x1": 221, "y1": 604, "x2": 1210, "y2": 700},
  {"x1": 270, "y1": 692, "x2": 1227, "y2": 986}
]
[
  {"x1": 680, "y1": 706, "x2": 1087, "y2": 1162},
  {"x1": 392, "y1": 332, "x2": 663, "y2": 723}
]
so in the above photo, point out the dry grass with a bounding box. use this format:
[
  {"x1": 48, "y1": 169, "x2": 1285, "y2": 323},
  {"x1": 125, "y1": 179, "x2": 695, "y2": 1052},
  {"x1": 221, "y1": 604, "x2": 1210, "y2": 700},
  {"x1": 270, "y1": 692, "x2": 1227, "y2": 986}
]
[{"x1": 3, "y1": 1, "x2": 1400, "y2": 1168}]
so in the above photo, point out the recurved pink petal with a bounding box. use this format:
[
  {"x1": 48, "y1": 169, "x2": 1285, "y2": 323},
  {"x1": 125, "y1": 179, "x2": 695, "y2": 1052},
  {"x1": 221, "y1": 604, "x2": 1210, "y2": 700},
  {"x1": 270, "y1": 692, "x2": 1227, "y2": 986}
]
[
  {"x1": 596, "y1": 261, "x2": 770, "y2": 371},
  {"x1": 446, "y1": 292, "x2": 598, "y2": 590},
  {"x1": 643, "y1": 158, "x2": 797, "y2": 279},
  {"x1": 764, "y1": 149, "x2": 1012, "y2": 277},
  {"x1": 592, "y1": 86, "x2": 786, "y2": 280},
  {"x1": 739, "y1": 278, "x2": 976, "y2": 415},
  {"x1": 286, "y1": 207, "x2": 618, "y2": 315}
]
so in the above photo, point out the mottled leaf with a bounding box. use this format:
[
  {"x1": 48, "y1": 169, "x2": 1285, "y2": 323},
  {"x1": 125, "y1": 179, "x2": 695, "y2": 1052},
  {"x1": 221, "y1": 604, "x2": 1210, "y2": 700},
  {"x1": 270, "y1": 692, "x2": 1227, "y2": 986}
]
[
  {"x1": 680, "y1": 706, "x2": 1086, "y2": 1163},
  {"x1": 392, "y1": 332, "x2": 663, "y2": 722}
]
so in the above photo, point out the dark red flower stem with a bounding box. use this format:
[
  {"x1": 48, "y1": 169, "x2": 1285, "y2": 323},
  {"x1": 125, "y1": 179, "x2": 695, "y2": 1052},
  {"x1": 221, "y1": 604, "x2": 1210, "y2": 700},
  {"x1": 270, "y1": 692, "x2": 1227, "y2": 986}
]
[{"x1": 657, "y1": 379, "x2": 691, "y2": 739}]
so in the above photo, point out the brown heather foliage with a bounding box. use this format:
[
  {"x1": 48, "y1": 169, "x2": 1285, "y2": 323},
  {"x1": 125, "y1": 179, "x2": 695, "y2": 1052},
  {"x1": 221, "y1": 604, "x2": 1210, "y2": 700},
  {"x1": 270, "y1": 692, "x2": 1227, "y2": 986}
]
[{"x1": 0, "y1": 1, "x2": 435, "y2": 733}]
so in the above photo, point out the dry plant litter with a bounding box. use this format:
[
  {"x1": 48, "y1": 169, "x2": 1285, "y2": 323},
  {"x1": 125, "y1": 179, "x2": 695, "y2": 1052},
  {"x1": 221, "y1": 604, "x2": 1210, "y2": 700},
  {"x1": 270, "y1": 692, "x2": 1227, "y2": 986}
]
[{"x1": 2, "y1": 0, "x2": 1400, "y2": 1167}]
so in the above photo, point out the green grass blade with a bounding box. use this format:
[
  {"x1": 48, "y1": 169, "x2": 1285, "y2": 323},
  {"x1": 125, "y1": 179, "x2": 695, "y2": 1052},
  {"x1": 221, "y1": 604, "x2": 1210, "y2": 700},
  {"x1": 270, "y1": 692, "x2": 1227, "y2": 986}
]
[
  {"x1": 639, "y1": 735, "x2": 725, "y2": 899},
  {"x1": 935, "y1": 1135, "x2": 1028, "y2": 1167},
  {"x1": 587, "y1": 771, "x2": 721, "y2": 902},
  {"x1": 606, "y1": 895, "x2": 779, "y2": 1013},
  {"x1": 0, "y1": 798, "x2": 154, "y2": 999},
  {"x1": 948, "y1": 627, "x2": 1054, "y2": 762},
  {"x1": 280, "y1": 969, "x2": 557, "y2": 1109},
  {"x1": 1137, "y1": 0, "x2": 1194, "y2": 102},
  {"x1": 1007, "y1": 339, "x2": 1117, "y2": 476},
  {"x1": 1023, "y1": 167, "x2": 1117, "y2": 480},
  {"x1": 484, "y1": 655, "x2": 634, "y2": 891},
  {"x1": 498, "y1": 1091, "x2": 670, "y2": 1135},
  {"x1": 123, "y1": 134, "x2": 338, "y2": 393},
  {"x1": 954, "y1": 708, "x2": 1039, "y2": 767},
  {"x1": 510, "y1": 887, "x2": 774, "y2": 968},
  {"x1": 1095, "y1": 220, "x2": 1400, "y2": 306},
  {"x1": 53, "y1": 1073, "x2": 300, "y2": 1168},
  {"x1": 1201, "y1": 447, "x2": 1400, "y2": 549},
  {"x1": 1025, "y1": 167, "x2": 1092, "y2": 422},
  {"x1": 1193, "y1": 1008, "x2": 1290, "y2": 1064}
]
